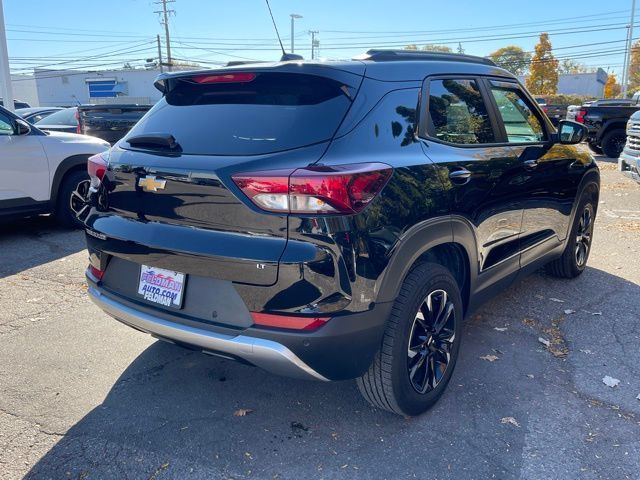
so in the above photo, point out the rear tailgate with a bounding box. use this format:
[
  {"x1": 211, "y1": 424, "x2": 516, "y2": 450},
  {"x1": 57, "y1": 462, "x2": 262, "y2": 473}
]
[{"x1": 86, "y1": 63, "x2": 365, "y2": 288}]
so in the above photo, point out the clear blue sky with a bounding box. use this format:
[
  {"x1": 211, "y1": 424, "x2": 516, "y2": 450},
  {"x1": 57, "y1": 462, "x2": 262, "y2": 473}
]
[{"x1": 3, "y1": 0, "x2": 638, "y2": 77}]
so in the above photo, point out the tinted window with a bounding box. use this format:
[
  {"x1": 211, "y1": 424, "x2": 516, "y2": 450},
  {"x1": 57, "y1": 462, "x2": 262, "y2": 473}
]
[
  {"x1": 0, "y1": 111, "x2": 12, "y2": 135},
  {"x1": 36, "y1": 108, "x2": 77, "y2": 126},
  {"x1": 82, "y1": 108, "x2": 149, "y2": 123},
  {"x1": 427, "y1": 79, "x2": 495, "y2": 144},
  {"x1": 123, "y1": 73, "x2": 353, "y2": 155},
  {"x1": 490, "y1": 87, "x2": 545, "y2": 143}
]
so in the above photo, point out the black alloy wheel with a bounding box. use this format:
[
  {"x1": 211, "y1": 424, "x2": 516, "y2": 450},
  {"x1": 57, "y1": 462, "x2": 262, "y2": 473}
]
[{"x1": 407, "y1": 289, "x2": 456, "y2": 394}]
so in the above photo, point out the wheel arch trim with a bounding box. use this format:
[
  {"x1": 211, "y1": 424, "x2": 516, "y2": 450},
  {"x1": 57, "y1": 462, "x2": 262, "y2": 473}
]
[{"x1": 50, "y1": 154, "x2": 91, "y2": 207}]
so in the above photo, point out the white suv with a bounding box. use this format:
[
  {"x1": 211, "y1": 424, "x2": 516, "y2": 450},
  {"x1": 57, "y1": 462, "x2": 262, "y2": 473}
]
[{"x1": 0, "y1": 105, "x2": 109, "y2": 227}]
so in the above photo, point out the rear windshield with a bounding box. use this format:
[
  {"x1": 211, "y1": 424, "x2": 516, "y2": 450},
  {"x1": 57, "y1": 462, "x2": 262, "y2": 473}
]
[
  {"x1": 82, "y1": 107, "x2": 150, "y2": 123},
  {"x1": 36, "y1": 108, "x2": 76, "y2": 126},
  {"x1": 122, "y1": 72, "x2": 353, "y2": 155}
]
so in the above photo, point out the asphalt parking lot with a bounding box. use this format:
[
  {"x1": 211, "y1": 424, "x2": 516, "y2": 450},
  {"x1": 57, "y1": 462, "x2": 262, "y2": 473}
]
[{"x1": 1, "y1": 156, "x2": 639, "y2": 480}]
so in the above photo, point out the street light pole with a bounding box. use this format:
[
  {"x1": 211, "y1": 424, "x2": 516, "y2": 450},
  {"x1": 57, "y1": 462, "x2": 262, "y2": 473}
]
[
  {"x1": 622, "y1": 0, "x2": 637, "y2": 97},
  {"x1": 0, "y1": 0, "x2": 15, "y2": 112},
  {"x1": 290, "y1": 14, "x2": 302, "y2": 53}
]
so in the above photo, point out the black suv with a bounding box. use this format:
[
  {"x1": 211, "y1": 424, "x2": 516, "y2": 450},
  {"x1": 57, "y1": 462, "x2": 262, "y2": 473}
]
[{"x1": 83, "y1": 50, "x2": 599, "y2": 416}]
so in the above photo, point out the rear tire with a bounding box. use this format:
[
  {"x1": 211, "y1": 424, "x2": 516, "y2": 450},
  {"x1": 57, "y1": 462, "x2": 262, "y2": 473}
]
[
  {"x1": 357, "y1": 262, "x2": 463, "y2": 416},
  {"x1": 587, "y1": 142, "x2": 603, "y2": 155},
  {"x1": 546, "y1": 193, "x2": 596, "y2": 279},
  {"x1": 601, "y1": 129, "x2": 626, "y2": 159},
  {"x1": 55, "y1": 170, "x2": 90, "y2": 229}
]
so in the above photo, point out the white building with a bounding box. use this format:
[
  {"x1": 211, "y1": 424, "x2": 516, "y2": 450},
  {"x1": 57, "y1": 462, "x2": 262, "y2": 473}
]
[
  {"x1": 31, "y1": 67, "x2": 175, "y2": 107},
  {"x1": 10, "y1": 74, "x2": 39, "y2": 107},
  {"x1": 517, "y1": 68, "x2": 608, "y2": 98}
]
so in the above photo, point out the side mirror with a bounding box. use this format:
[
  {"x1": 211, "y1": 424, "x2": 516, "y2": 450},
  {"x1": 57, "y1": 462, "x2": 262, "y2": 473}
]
[
  {"x1": 556, "y1": 120, "x2": 587, "y2": 145},
  {"x1": 14, "y1": 118, "x2": 31, "y2": 136}
]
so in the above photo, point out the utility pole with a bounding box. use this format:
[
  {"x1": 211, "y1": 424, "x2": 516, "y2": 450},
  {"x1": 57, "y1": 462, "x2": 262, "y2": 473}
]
[
  {"x1": 290, "y1": 14, "x2": 302, "y2": 53},
  {"x1": 622, "y1": 0, "x2": 637, "y2": 98},
  {"x1": 154, "y1": 0, "x2": 174, "y2": 71},
  {"x1": 309, "y1": 30, "x2": 319, "y2": 59},
  {"x1": 157, "y1": 35, "x2": 164, "y2": 73},
  {"x1": 0, "y1": 0, "x2": 15, "y2": 112}
]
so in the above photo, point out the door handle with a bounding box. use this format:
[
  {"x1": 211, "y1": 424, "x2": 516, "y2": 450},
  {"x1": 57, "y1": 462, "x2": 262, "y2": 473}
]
[
  {"x1": 523, "y1": 159, "x2": 538, "y2": 170},
  {"x1": 448, "y1": 168, "x2": 472, "y2": 183}
]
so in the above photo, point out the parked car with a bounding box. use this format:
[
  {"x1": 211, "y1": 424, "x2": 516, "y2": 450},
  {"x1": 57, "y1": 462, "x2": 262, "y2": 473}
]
[
  {"x1": 77, "y1": 104, "x2": 151, "y2": 144},
  {"x1": 542, "y1": 103, "x2": 568, "y2": 126},
  {"x1": 34, "y1": 107, "x2": 79, "y2": 134},
  {"x1": 83, "y1": 49, "x2": 599, "y2": 416},
  {"x1": 619, "y1": 109, "x2": 640, "y2": 183},
  {"x1": 0, "y1": 105, "x2": 110, "y2": 226},
  {"x1": 15, "y1": 107, "x2": 64, "y2": 124},
  {"x1": 0, "y1": 99, "x2": 30, "y2": 109},
  {"x1": 577, "y1": 98, "x2": 640, "y2": 157}
]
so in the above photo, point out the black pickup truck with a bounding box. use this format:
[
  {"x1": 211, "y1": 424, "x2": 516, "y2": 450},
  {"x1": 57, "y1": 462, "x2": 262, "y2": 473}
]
[
  {"x1": 78, "y1": 104, "x2": 151, "y2": 144},
  {"x1": 578, "y1": 98, "x2": 640, "y2": 158}
]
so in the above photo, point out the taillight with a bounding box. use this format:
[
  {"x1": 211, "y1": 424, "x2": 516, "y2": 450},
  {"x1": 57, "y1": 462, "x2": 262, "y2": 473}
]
[
  {"x1": 576, "y1": 109, "x2": 587, "y2": 124},
  {"x1": 232, "y1": 163, "x2": 392, "y2": 215},
  {"x1": 251, "y1": 312, "x2": 329, "y2": 331},
  {"x1": 88, "y1": 265, "x2": 105, "y2": 281},
  {"x1": 87, "y1": 152, "x2": 108, "y2": 191},
  {"x1": 542, "y1": 106, "x2": 549, "y2": 114},
  {"x1": 75, "y1": 109, "x2": 81, "y2": 134},
  {"x1": 191, "y1": 72, "x2": 256, "y2": 84}
]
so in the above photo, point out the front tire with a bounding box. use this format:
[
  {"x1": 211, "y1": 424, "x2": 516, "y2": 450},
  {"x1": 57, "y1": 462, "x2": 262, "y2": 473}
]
[
  {"x1": 357, "y1": 263, "x2": 463, "y2": 416},
  {"x1": 546, "y1": 194, "x2": 596, "y2": 279},
  {"x1": 55, "y1": 170, "x2": 91, "y2": 228},
  {"x1": 601, "y1": 129, "x2": 626, "y2": 159}
]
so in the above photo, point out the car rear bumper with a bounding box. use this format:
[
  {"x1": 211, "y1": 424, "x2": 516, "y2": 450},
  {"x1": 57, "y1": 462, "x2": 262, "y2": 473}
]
[
  {"x1": 88, "y1": 285, "x2": 329, "y2": 381},
  {"x1": 88, "y1": 282, "x2": 392, "y2": 381}
]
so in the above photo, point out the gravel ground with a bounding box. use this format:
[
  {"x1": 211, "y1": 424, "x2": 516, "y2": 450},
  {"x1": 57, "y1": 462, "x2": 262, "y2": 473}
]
[{"x1": 0, "y1": 156, "x2": 639, "y2": 480}]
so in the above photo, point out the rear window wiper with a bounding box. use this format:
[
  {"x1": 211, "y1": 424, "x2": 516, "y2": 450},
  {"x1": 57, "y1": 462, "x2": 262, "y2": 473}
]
[{"x1": 126, "y1": 133, "x2": 182, "y2": 152}]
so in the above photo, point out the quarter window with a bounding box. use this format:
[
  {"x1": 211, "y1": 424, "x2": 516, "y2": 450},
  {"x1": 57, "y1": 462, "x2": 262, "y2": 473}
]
[
  {"x1": 0, "y1": 112, "x2": 13, "y2": 135},
  {"x1": 490, "y1": 87, "x2": 546, "y2": 143},
  {"x1": 427, "y1": 79, "x2": 495, "y2": 145}
]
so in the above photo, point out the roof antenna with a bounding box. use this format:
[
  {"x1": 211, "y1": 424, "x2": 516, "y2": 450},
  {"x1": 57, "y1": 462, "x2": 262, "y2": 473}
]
[{"x1": 264, "y1": 0, "x2": 303, "y2": 61}]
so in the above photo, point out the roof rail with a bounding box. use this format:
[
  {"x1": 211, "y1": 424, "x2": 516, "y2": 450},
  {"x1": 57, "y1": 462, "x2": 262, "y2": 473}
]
[{"x1": 354, "y1": 49, "x2": 496, "y2": 66}]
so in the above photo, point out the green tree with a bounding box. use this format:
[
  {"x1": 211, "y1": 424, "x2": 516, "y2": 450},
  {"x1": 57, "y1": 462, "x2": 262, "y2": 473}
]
[
  {"x1": 604, "y1": 74, "x2": 621, "y2": 98},
  {"x1": 488, "y1": 46, "x2": 531, "y2": 76},
  {"x1": 559, "y1": 59, "x2": 588, "y2": 74},
  {"x1": 526, "y1": 33, "x2": 559, "y2": 95},
  {"x1": 422, "y1": 44, "x2": 453, "y2": 53}
]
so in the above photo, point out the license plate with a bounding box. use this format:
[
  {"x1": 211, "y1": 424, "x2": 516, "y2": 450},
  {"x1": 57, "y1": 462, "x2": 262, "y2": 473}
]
[{"x1": 137, "y1": 265, "x2": 185, "y2": 309}]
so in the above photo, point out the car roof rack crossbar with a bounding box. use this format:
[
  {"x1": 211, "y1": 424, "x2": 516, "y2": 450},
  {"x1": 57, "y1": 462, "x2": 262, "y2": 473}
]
[{"x1": 355, "y1": 49, "x2": 496, "y2": 66}]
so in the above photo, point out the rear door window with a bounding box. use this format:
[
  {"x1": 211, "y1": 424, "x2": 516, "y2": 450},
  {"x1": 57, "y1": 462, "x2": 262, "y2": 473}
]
[
  {"x1": 426, "y1": 78, "x2": 496, "y2": 145},
  {"x1": 122, "y1": 72, "x2": 354, "y2": 155}
]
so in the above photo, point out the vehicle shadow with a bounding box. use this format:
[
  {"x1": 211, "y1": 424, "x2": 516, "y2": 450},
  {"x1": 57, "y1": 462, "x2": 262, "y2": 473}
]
[
  {"x1": 23, "y1": 266, "x2": 640, "y2": 479},
  {"x1": 0, "y1": 215, "x2": 84, "y2": 279}
]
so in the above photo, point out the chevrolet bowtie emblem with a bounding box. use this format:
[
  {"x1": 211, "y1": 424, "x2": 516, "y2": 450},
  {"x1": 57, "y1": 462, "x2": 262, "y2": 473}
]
[{"x1": 138, "y1": 175, "x2": 166, "y2": 192}]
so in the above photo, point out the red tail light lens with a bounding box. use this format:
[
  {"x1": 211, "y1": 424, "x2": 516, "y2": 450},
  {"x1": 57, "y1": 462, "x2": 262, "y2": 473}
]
[
  {"x1": 542, "y1": 106, "x2": 549, "y2": 114},
  {"x1": 75, "y1": 109, "x2": 81, "y2": 134},
  {"x1": 88, "y1": 265, "x2": 105, "y2": 281},
  {"x1": 88, "y1": 152, "x2": 108, "y2": 190},
  {"x1": 191, "y1": 72, "x2": 256, "y2": 84},
  {"x1": 576, "y1": 109, "x2": 587, "y2": 124},
  {"x1": 232, "y1": 163, "x2": 392, "y2": 215},
  {"x1": 251, "y1": 312, "x2": 329, "y2": 331}
]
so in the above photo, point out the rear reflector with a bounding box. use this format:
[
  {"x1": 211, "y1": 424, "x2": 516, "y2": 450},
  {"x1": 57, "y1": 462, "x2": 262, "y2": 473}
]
[
  {"x1": 251, "y1": 312, "x2": 329, "y2": 331},
  {"x1": 88, "y1": 265, "x2": 105, "y2": 280},
  {"x1": 191, "y1": 72, "x2": 256, "y2": 84},
  {"x1": 232, "y1": 163, "x2": 392, "y2": 215}
]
